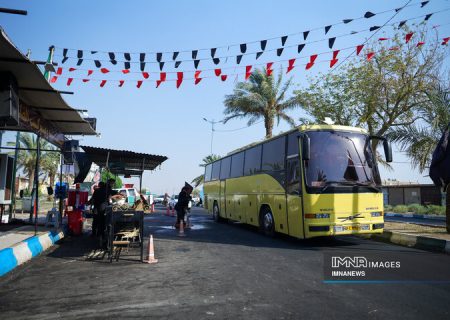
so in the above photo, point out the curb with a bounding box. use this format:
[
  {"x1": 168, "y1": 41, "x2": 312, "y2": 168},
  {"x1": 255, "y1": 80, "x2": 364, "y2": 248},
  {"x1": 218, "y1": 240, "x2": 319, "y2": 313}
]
[
  {"x1": 385, "y1": 213, "x2": 446, "y2": 221},
  {"x1": 362, "y1": 231, "x2": 450, "y2": 254},
  {"x1": 0, "y1": 230, "x2": 65, "y2": 277}
]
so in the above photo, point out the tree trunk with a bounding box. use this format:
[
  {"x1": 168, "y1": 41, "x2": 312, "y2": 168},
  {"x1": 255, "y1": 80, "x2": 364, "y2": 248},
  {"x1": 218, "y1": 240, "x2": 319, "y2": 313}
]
[
  {"x1": 264, "y1": 116, "x2": 274, "y2": 139},
  {"x1": 446, "y1": 186, "x2": 450, "y2": 233},
  {"x1": 28, "y1": 170, "x2": 34, "y2": 193}
]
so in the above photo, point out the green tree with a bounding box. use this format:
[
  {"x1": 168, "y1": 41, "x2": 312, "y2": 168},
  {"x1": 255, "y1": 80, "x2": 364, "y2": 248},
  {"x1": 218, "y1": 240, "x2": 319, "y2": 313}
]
[
  {"x1": 294, "y1": 28, "x2": 445, "y2": 152},
  {"x1": 101, "y1": 170, "x2": 123, "y2": 188},
  {"x1": 223, "y1": 68, "x2": 300, "y2": 139},
  {"x1": 191, "y1": 154, "x2": 221, "y2": 187},
  {"x1": 7, "y1": 133, "x2": 52, "y2": 192},
  {"x1": 41, "y1": 147, "x2": 60, "y2": 189}
]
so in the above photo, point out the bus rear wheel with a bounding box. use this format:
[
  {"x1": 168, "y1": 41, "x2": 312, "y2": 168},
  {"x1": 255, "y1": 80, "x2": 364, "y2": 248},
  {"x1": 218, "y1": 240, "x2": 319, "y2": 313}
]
[
  {"x1": 213, "y1": 203, "x2": 222, "y2": 222},
  {"x1": 260, "y1": 208, "x2": 275, "y2": 237}
]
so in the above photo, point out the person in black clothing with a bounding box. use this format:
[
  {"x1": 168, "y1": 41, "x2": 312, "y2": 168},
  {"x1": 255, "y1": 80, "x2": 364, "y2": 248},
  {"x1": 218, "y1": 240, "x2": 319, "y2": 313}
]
[
  {"x1": 88, "y1": 181, "x2": 107, "y2": 237},
  {"x1": 175, "y1": 184, "x2": 192, "y2": 227}
]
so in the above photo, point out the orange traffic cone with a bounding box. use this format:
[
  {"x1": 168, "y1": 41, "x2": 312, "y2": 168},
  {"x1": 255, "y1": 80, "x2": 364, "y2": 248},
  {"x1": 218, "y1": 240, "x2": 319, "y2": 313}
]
[
  {"x1": 151, "y1": 203, "x2": 155, "y2": 213},
  {"x1": 177, "y1": 220, "x2": 186, "y2": 237},
  {"x1": 146, "y1": 235, "x2": 158, "y2": 264}
]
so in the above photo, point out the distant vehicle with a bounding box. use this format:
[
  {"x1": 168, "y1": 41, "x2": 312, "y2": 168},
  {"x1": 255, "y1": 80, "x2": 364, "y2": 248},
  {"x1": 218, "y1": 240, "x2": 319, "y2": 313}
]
[
  {"x1": 191, "y1": 196, "x2": 200, "y2": 205},
  {"x1": 113, "y1": 187, "x2": 139, "y2": 204},
  {"x1": 153, "y1": 195, "x2": 165, "y2": 204},
  {"x1": 169, "y1": 195, "x2": 179, "y2": 209}
]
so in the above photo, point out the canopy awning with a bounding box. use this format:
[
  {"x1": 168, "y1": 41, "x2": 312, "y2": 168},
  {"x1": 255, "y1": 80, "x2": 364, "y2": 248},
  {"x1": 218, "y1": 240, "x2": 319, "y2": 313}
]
[
  {"x1": 80, "y1": 145, "x2": 168, "y2": 175},
  {"x1": 0, "y1": 27, "x2": 96, "y2": 136}
]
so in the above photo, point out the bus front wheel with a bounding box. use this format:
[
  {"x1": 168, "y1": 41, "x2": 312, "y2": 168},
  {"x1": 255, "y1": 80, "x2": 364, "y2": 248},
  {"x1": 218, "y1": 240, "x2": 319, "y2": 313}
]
[
  {"x1": 260, "y1": 207, "x2": 275, "y2": 237},
  {"x1": 213, "y1": 203, "x2": 222, "y2": 222}
]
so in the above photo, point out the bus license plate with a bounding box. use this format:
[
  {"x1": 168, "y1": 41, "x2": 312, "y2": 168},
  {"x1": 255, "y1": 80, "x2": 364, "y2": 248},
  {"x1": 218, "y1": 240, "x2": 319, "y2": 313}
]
[{"x1": 344, "y1": 225, "x2": 369, "y2": 231}]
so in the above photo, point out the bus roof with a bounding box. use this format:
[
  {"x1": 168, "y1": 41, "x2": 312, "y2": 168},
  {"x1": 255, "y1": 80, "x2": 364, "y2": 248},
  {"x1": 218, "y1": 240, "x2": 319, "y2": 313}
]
[{"x1": 225, "y1": 124, "x2": 367, "y2": 157}]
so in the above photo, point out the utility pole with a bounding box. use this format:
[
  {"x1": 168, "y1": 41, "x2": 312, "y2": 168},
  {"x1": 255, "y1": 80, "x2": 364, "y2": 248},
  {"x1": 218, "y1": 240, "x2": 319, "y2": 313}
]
[
  {"x1": 44, "y1": 46, "x2": 55, "y2": 81},
  {"x1": 203, "y1": 118, "x2": 222, "y2": 155}
]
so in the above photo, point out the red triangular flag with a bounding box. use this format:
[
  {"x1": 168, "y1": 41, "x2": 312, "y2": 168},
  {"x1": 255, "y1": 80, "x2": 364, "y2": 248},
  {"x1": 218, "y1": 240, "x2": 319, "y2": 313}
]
[
  {"x1": 160, "y1": 72, "x2": 167, "y2": 82},
  {"x1": 389, "y1": 46, "x2": 400, "y2": 51},
  {"x1": 245, "y1": 65, "x2": 252, "y2": 80},
  {"x1": 100, "y1": 68, "x2": 110, "y2": 74},
  {"x1": 69, "y1": 67, "x2": 76, "y2": 72},
  {"x1": 142, "y1": 72, "x2": 149, "y2": 79},
  {"x1": 194, "y1": 70, "x2": 201, "y2": 79},
  {"x1": 67, "y1": 78, "x2": 73, "y2": 86},
  {"x1": 82, "y1": 79, "x2": 90, "y2": 83},
  {"x1": 214, "y1": 69, "x2": 222, "y2": 76},
  {"x1": 378, "y1": 37, "x2": 389, "y2": 41},
  {"x1": 332, "y1": 50, "x2": 340, "y2": 60},
  {"x1": 442, "y1": 37, "x2": 450, "y2": 45},
  {"x1": 221, "y1": 75, "x2": 227, "y2": 81},
  {"x1": 287, "y1": 59, "x2": 295, "y2": 73},
  {"x1": 87, "y1": 70, "x2": 93, "y2": 76},
  {"x1": 176, "y1": 72, "x2": 183, "y2": 88},
  {"x1": 50, "y1": 76, "x2": 58, "y2": 83},
  {"x1": 356, "y1": 44, "x2": 364, "y2": 55},
  {"x1": 122, "y1": 69, "x2": 130, "y2": 74},
  {"x1": 305, "y1": 54, "x2": 318, "y2": 70},
  {"x1": 100, "y1": 80, "x2": 107, "y2": 87},
  {"x1": 56, "y1": 67, "x2": 62, "y2": 75},
  {"x1": 330, "y1": 59, "x2": 338, "y2": 68},
  {"x1": 156, "y1": 80, "x2": 162, "y2": 88},
  {"x1": 195, "y1": 78, "x2": 202, "y2": 85},
  {"x1": 266, "y1": 62, "x2": 273, "y2": 76},
  {"x1": 405, "y1": 32, "x2": 414, "y2": 43},
  {"x1": 119, "y1": 80, "x2": 124, "y2": 87},
  {"x1": 416, "y1": 42, "x2": 425, "y2": 47},
  {"x1": 367, "y1": 52, "x2": 375, "y2": 61},
  {"x1": 137, "y1": 80, "x2": 143, "y2": 88}
]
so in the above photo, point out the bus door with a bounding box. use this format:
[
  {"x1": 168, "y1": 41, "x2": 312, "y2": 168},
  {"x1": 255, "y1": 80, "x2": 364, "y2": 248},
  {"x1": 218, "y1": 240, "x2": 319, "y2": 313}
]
[
  {"x1": 220, "y1": 180, "x2": 226, "y2": 219},
  {"x1": 286, "y1": 155, "x2": 305, "y2": 238}
]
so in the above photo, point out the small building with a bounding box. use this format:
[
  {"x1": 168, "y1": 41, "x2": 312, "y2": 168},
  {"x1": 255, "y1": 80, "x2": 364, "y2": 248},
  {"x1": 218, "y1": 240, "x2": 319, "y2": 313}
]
[{"x1": 382, "y1": 183, "x2": 443, "y2": 206}]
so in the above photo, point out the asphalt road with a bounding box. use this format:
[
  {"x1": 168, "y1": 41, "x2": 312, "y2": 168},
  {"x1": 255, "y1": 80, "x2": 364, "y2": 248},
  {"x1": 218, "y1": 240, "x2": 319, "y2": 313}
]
[
  {"x1": 1, "y1": 205, "x2": 449, "y2": 320},
  {"x1": 385, "y1": 215, "x2": 446, "y2": 227}
]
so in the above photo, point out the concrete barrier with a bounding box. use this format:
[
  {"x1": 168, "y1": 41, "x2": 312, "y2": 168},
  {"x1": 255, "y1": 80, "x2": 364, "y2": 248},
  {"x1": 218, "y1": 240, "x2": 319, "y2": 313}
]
[{"x1": 0, "y1": 231, "x2": 65, "y2": 277}]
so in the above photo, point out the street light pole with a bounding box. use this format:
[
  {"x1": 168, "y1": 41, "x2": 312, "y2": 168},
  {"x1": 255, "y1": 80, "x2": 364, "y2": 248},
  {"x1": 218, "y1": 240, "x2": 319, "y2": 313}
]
[{"x1": 203, "y1": 118, "x2": 221, "y2": 155}]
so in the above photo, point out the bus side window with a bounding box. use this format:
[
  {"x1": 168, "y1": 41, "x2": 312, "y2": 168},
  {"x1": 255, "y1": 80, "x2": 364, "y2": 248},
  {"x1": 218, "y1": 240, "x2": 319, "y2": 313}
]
[{"x1": 286, "y1": 158, "x2": 301, "y2": 195}]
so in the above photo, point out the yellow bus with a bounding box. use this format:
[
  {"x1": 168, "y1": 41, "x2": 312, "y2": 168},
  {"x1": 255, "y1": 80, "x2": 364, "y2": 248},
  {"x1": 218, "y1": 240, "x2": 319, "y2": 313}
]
[{"x1": 203, "y1": 124, "x2": 392, "y2": 239}]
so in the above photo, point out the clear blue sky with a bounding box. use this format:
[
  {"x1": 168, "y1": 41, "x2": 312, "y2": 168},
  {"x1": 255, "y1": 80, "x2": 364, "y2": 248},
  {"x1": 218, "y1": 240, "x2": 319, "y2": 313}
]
[{"x1": 1, "y1": 0, "x2": 449, "y2": 194}]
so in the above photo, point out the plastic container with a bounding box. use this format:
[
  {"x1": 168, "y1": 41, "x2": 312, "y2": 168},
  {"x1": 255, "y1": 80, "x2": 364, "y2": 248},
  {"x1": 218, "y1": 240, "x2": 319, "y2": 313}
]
[{"x1": 67, "y1": 209, "x2": 83, "y2": 235}]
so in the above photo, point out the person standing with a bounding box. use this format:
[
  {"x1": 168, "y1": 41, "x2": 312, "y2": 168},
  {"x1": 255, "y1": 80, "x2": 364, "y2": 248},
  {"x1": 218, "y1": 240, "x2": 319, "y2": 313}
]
[
  {"x1": 175, "y1": 183, "x2": 192, "y2": 227},
  {"x1": 87, "y1": 181, "x2": 107, "y2": 237}
]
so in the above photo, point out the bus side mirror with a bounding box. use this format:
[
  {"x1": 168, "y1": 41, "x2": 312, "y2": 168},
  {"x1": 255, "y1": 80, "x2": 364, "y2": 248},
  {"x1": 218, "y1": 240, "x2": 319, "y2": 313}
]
[
  {"x1": 302, "y1": 136, "x2": 310, "y2": 160},
  {"x1": 383, "y1": 139, "x2": 392, "y2": 163}
]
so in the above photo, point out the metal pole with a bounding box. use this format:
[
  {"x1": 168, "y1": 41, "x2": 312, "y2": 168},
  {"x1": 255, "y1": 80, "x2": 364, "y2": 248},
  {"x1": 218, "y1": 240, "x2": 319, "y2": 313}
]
[
  {"x1": 58, "y1": 151, "x2": 63, "y2": 222},
  {"x1": 44, "y1": 46, "x2": 55, "y2": 81},
  {"x1": 10, "y1": 132, "x2": 20, "y2": 215},
  {"x1": 34, "y1": 135, "x2": 40, "y2": 235},
  {"x1": 211, "y1": 121, "x2": 215, "y2": 154}
]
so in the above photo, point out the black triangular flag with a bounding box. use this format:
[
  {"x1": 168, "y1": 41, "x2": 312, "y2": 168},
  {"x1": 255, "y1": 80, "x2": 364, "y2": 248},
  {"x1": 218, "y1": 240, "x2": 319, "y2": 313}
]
[
  {"x1": 94, "y1": 60, "x2": 101, "y2": 68},
  {"x1": 109, "y1": 52, "x2": 117, "y2": 65},
  {"x1": 156, "y1": 52, "x2": 162, "y2": 62},
  {"x1": 159, "y1": 62, "x2": 164, "y2": 71},
  {"x1": 124, "y1": 53, "x2": 131, "y2": 61},
  {"x1": 276, "y1": 48, "x2": 284, "y2": 56},
  {"x1": 211, "y1": 48, "x2": 217, "y2": 58},
  {"x1": 76, "y1": 59, "x2": 83, "y2": 66},
  {"x1": 328, "y1": 37, "x2": 336, "y2": 49},
  {"x1": 140, "y1": 62, "x2": 146, "y2": 72},
  {"x1": 256, "y1": 51, "x2": 263, "y2": 59},
  {"x1": 303, "y1": 31, "x2": 309, "y2": 40},
  {"x1": 297, "y1": 44, "x2": 305, "y2": 53},
  {"x1": 364, "y1": 11, "x2": 375, "y2": 18},
  {"x1": 281, "y1": 36, "x2": 288, "y2": 46},
  {"x1": 90, "y1": 51, "x2": 97, "y2": 54},
  {"x1": 424, "y1": 13, "x2": 432, "y2": 21},
  {"x1": 240, "y1": 43, "x2": 247, "y2": 53},
  {"x1": 325, "y1": 25, "x2": 331, "y2": 34},
  {"x1": 351, "y1": 31, "x2": 358, "y2": 34},
  {"x1": 77, "y1": 50, "x2": 83, "y2": 58},
  {"x1": 140, "y1": 53, "x2": 145, "y2": 62},
  {"x1": 124, "y1": 62, "x2": 130, "y2": 70},
  {"x1": 369, "y1": 26, "x2": 381, "y2": 32},
  {"x1": 192, "y1": 50, "x2": 198, "y2": 59},
  {"x1": 395, "y1": 8, "x2": 402, "y2": 12},
  {"x1": 194, "y1": 60, "x2": 200, "y2": 69},
  {"x1": 398, "y1": 20, "x2": 407, "y2": 28},
  {"x1": 343, "y1": 19, "x2": 353, "y2": 24},
  {"x1": 421, "y1": 1, "x2": 429, "y2": 7},
  {"x1": 236, "y1": 55, "x2": 243, "y2": 64},
  {"x1": 172, "y1": 52, "x2": 179, "y2": 60},
  {"x1": 213, "y1": 58, "x2": 220, "y2": 65},
  {"x1": 62, "y1": 57, "x2": 68, "y2": 64},
  {"x1": 175, "y1": 61, "x2": 182, "y2": 68},
  {"x1": 260, "y1": 40, "x2": 267, "y2": 51},
  {"x1": 62, "y1": 49, "x2": 68, "y2": 64}
]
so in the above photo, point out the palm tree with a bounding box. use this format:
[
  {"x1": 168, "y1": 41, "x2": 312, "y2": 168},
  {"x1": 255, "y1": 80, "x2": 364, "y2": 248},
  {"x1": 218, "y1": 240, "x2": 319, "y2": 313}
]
[
  {"x1": 223, "y1": 68, "x2": 300, "y2": 139},
  {"x1": 191, "y1": 154, "x2": 221, "y2": 187},
  {"x1": 41, "y1": 148, "x2": 60, "y2": 189},
  {"x1": 7, "y1": 133, "x2": 51, "y2": 192}
]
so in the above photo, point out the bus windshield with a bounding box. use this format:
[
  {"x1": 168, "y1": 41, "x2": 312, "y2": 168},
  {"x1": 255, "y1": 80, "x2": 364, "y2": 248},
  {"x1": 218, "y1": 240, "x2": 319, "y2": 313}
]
[{"x1": 304, "y1": 131, "x2": 381, "y2": 191}]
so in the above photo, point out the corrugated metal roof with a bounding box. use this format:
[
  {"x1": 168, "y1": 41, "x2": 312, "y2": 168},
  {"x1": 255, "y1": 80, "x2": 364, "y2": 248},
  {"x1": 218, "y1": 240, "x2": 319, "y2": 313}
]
[{"x1": 0, "y1": 27, "x2": 96, "y2": 136}]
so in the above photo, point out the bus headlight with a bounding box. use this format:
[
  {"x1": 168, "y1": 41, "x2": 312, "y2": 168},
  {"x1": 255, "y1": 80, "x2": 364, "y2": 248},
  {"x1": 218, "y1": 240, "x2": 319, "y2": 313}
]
[
  {"x1": 371, "y1": 211, "x2": 382, "y2": 217},
  {"x1": 305, "y1": 213, "x2": 330, "y2": 219}
]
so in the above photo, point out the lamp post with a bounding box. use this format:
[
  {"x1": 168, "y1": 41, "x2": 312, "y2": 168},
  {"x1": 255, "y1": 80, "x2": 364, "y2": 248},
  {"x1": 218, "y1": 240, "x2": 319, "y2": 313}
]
[{"x1": 203, "y1": 118, "x2": 222, "y2": 155}]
